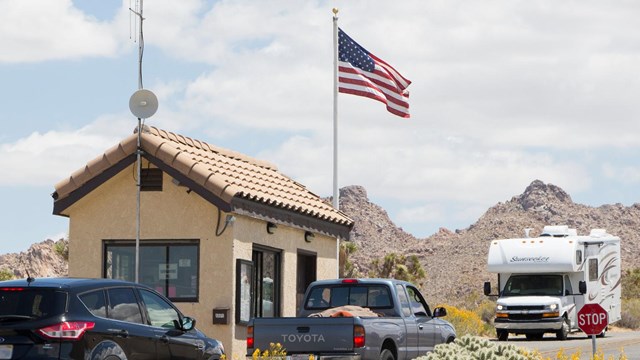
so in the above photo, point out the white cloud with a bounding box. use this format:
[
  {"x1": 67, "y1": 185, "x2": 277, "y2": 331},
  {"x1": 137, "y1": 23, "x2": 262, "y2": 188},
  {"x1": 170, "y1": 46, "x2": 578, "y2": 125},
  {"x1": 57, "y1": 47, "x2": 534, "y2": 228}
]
[
  {"x1": 0, "y1": 0, "x2": 131, "y2": 63},
  {"x1": 2, "y1": 0, "x2": 640, "y2": 245},
  {"x1": 0, "y1": 115, "x2": 132, "y2": 186}
]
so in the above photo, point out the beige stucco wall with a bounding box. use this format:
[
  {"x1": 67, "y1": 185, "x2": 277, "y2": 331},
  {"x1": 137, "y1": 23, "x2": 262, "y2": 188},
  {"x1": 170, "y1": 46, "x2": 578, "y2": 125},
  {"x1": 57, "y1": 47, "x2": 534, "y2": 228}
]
[{"x1": 63, "y1": 161, "x2": 339, "y2": 359}]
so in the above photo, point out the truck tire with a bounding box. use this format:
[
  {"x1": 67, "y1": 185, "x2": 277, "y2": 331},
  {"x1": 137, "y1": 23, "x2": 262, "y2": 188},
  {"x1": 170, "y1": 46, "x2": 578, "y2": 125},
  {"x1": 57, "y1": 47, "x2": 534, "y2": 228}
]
[
  {"x1": 556, "y1": 317, "x2": 570, "y2": 340},
  {"x1": 497, "y1": 330, "x2": 508, "y2": 341},
  {"x1": 379, "y1": 349, "x2": 395, "y2": 360}
]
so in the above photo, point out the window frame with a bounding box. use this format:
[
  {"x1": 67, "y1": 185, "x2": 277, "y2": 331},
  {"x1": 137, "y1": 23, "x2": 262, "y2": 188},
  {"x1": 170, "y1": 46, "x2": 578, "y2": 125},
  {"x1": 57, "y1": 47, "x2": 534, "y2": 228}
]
[
  {"x1": 103, "y1": 240, "x2": 200, "y2": 302},
  {"x1": 235, "y1": 259, "x2": 254, "y2": 325},
  {"x1": 252, "y1": 245, "x2": 282, "y2": 318}
]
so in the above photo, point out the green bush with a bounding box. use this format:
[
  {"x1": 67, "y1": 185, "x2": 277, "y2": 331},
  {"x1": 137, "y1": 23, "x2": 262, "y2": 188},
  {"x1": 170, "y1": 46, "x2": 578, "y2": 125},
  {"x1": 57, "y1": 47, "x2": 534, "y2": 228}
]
[
  {"x1": 54, "y1": 240, "x2": 69, "y2": 260},
  {"x1": 0, "y1": 268, "x2": 14, "y2": 281},
  {"x1": 621, "y1": 268, "x2": 640, "y2": 300}
]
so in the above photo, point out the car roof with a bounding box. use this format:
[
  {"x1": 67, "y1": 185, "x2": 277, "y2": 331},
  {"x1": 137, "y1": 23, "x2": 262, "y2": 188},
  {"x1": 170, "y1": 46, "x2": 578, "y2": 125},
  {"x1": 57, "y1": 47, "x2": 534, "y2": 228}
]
[{"x1": 0, "y1": 277, "x2": 151, "y2": 292}]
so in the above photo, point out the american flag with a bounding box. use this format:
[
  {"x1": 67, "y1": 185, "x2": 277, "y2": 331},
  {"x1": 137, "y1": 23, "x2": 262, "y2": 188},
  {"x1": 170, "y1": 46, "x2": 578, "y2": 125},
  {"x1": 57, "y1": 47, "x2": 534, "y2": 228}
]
[{"x1": 338, "y1": 28, "x2": 412, "y2": 118}]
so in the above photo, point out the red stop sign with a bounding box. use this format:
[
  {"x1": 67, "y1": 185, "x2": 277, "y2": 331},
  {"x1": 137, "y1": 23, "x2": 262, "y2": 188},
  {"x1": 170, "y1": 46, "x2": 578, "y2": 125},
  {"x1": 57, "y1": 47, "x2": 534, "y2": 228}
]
[{"x1": 577, "y1": 303, "x2": 608, "y2": 335}]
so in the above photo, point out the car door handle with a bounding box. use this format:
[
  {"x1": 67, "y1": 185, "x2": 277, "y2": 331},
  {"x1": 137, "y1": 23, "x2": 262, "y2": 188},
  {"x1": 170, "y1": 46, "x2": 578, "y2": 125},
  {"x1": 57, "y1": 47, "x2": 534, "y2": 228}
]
[
  {"x1": 109, "y1": 329, "x2": 129, "y2": 338},
  {"x1": 418, "y1": 325, "x2": 424, "y2": 330},
  {"x1": 160, "y1": 335, "x2": 170, "y2": 343}
]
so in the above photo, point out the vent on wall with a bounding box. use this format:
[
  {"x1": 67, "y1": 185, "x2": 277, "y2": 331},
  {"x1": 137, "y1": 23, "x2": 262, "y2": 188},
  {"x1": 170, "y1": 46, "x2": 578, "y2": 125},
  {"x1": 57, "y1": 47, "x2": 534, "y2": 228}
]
[{"x1": 141, "y1": 168, "x2": 163, "y2": 191}]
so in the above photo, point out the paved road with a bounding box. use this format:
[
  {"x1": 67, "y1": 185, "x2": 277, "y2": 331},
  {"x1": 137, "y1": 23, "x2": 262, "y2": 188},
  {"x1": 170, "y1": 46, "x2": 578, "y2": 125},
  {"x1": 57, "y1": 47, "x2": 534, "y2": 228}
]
[{"x1": 501, "y1": 331, "x2": 640, "y2": 359}]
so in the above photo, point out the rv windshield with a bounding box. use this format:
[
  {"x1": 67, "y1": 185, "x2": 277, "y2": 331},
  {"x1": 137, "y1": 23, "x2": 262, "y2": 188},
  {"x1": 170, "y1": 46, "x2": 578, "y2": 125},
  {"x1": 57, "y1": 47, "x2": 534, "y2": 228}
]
[{"x1": 503, "y1": 275, "x2": 563, "y2": 296}]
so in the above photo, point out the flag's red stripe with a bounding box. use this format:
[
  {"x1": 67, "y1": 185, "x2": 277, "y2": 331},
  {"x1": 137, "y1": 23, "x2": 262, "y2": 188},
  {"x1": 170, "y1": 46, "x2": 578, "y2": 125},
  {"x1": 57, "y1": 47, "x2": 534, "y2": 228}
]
[{"x1": 338, "y1": 66, "x2": 410, "y2": 109}]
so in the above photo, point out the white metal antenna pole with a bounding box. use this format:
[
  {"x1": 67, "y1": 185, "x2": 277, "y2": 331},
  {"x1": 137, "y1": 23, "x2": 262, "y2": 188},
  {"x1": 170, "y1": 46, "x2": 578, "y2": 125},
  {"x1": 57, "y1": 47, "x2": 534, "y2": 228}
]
[
  {"x1": 332, "y1": 8, "x2": 340, "y2": 278},
  {"x1": 135, "y1": 0, "x2": 144, "y2": 284}
]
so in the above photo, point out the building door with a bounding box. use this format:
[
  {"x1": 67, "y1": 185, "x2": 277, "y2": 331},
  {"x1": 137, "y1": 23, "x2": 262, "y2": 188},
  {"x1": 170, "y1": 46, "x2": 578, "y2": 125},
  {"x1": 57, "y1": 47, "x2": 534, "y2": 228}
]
[
  {"x1": 252, "y1": 246, "x2": 281, "y2": 317},
  {"x1": 296, "y1": 252, "x2": 317, "y2": 313}
]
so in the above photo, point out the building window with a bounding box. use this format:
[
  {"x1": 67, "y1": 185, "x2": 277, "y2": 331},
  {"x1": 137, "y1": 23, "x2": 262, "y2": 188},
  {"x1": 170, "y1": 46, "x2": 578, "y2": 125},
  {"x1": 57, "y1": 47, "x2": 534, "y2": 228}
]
[
  {"x1": 104, "y1": 240, "x2": 199, "y2": 302},
  {"x1": 252, "y1": 246, "x2": 281, "y2": 318}
]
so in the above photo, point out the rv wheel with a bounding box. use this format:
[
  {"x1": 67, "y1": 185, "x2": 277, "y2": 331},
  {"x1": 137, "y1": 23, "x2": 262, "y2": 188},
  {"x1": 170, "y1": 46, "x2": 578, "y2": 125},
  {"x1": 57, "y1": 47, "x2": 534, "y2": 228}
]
[
  {"x1": 497, "y1": 330, "x2": 508, "y2": 341},
  {"x1": 596, "y1": 327, "x2": 606, "y2": 338},
  {"x1": 556, "y1": 318, "x2": 570, "y2": 340}
]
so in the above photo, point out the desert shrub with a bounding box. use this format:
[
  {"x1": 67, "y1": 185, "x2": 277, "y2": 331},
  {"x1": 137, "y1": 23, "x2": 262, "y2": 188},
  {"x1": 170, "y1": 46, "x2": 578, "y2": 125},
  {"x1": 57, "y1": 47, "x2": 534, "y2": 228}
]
[
  {"x1": 368, "y1": 253, "x2": 426, "y2": 286},
  {"x1": 54, "y1": 240, "x2": 69, "y2": 260},
  {"x1": 621, "y1": 268, "x2": 640, "y2": 300},
  {"x1": 618, "y1": 298, "x2": 640, "y2": 329},
  {"x1": 339, "y1": 242, "x2": 360, "y2": 278},
  {"x1": 438, "y1": 305, "x2": 492, "y2": 337},
  {"x1": 475, "y1": 299, "x2": 497, "y2": 325},
  {"x1": 0, "y1": 268, "x2": 14, "y2": 281}
]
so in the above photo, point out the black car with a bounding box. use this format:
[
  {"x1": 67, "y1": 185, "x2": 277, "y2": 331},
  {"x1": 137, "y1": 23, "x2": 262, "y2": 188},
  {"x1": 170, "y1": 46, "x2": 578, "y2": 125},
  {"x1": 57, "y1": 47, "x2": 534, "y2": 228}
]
[{"x1": 0, "y1": 277, "x2": 224, "y2": 359}]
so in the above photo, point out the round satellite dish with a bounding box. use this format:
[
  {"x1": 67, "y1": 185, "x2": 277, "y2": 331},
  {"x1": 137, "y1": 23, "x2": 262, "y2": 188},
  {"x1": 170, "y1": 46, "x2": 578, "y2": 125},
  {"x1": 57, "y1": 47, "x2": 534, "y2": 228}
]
[{"x1": 129, "y1": 89, "x2": 158, "y2": 119}]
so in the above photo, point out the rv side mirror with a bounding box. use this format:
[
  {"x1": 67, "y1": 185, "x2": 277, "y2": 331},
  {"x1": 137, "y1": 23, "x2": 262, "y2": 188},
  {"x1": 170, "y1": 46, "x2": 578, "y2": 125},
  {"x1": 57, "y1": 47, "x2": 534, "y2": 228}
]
[
  {"x1": 579, "y1": 281, "x2": 587, "y2": 294},
  {"x1": 484, "y1": 281, "x2": 491, "y2": 296}
]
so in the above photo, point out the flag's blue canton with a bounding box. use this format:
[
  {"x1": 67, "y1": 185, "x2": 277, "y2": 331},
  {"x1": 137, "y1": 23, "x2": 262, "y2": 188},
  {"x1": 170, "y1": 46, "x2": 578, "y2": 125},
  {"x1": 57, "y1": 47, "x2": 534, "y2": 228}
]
[{"x1": 338, "y1": 29, "x2": 374, "y2": 72}]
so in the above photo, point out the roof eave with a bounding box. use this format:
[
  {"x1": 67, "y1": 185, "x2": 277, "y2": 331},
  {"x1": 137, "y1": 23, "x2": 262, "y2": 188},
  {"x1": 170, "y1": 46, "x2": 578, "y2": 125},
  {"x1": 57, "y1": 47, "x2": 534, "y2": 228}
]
[{"x1": 231, "y1": 197, "x2": 352, "y2": 240}]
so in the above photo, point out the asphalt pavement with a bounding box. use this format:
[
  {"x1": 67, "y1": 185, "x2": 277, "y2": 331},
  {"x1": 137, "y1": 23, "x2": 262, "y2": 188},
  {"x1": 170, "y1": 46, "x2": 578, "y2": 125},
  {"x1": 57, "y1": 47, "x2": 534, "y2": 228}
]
[{"x1": 500, "y1": 330, "x2": 640, "y2": 359}]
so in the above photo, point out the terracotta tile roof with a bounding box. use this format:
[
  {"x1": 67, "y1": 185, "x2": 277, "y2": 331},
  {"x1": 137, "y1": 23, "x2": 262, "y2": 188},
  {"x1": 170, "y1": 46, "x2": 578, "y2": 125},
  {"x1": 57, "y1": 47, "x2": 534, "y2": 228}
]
[{"x1": 53, "y1": 126, "x2": 353, "y2": 238}]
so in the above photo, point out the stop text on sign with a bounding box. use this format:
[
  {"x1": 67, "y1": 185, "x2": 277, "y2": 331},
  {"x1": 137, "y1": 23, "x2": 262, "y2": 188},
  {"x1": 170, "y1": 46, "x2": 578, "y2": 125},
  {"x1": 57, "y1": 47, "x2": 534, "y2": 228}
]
[{"x1": 578, "y1": 312, "x2": 607, "y2": 326}]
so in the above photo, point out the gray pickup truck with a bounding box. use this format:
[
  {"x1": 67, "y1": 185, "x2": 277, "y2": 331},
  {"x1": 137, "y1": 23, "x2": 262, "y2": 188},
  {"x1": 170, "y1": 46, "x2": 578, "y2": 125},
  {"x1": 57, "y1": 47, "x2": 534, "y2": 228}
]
[{"x1": 246, "y1": 278, "x2": 456, "y2": 360}]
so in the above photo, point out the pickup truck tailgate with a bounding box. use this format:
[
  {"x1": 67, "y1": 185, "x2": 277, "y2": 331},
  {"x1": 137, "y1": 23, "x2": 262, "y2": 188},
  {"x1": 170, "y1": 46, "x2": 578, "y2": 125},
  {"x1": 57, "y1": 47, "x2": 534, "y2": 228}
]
[{"x1": 251, "y1": 317, "x2": 358, "y2": 353}]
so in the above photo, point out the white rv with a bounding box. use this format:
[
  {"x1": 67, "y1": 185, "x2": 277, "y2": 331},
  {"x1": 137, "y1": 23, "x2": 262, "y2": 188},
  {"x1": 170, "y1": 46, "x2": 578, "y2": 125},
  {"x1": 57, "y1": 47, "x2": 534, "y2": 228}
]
[{"x1": 484, "y1": 225, "x2": 621, "y2": 341}]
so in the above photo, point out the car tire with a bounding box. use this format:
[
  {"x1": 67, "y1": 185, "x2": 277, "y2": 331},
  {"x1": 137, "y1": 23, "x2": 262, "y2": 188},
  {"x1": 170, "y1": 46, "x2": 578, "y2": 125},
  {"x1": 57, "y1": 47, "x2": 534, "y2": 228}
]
[
  {"x1": 379, "y1": 349, "x2": 395, "y2": 360},
  {"x1": 497, "y1": 330, "x2": 508, "y2": 341},
  {"x1": 91, "y1": 342, "x2": 127, "y2": 360},
  {"x1": 556, "y1": 317, "x2": 570, "y2": 340}
]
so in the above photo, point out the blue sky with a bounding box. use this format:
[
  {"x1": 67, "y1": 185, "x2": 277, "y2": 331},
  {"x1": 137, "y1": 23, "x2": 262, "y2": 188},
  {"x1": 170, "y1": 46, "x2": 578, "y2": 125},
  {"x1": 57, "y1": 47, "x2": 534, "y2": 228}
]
[{"x1": 2, "y1": 0, "x2": 640, "y2": 254}]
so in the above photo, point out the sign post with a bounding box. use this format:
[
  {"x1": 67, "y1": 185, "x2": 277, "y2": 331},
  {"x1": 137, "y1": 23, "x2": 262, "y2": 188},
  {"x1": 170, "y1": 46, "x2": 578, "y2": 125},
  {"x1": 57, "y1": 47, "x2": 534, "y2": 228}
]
[{"x1": 577, "y1": 303, "x2": 608, "y2": 357}]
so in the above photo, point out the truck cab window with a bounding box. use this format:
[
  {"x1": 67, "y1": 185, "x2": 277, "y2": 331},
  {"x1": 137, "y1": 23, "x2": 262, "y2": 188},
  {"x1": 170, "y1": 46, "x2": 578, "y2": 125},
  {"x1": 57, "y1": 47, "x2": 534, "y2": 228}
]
[
  {"x1": 563, "y1": 275, "x2": 573, "y2": 295},
  {"x1": 395, "y1": 285, "x2": 412, "y2": 317},
  {"x1": 406, "y1": 286, "x2": 429, "y2": 316}
]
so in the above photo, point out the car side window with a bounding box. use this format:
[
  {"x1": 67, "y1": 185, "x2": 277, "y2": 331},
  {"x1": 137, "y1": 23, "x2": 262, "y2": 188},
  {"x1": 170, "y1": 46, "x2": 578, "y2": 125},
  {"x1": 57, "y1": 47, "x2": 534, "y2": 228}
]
[
  {"x1": 79, "y1": 290, "x2": 107, "y2": 318},
  {"x1": 107, "y1": 288, "x2": 144, "y2": 324},
  {"x1": 140, "y1": 289, "x2": 181, "y2": 329}
]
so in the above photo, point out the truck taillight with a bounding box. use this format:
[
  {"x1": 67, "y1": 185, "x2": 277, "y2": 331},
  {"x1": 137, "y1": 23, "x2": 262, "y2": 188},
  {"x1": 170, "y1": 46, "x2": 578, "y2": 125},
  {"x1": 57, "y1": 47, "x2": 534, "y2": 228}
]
[
  {"x1": 247, "y1": 325, "x2": 254, "y2": 349},
  {"x1": 353, "y1": 325, "x2": 365, "y2": 348},
  {"x1": 342, "y1": 279, "x2": 359, "y2": 284},
  {"x1": 38, "y1": 321, "x2": 95, "y2": 340}
]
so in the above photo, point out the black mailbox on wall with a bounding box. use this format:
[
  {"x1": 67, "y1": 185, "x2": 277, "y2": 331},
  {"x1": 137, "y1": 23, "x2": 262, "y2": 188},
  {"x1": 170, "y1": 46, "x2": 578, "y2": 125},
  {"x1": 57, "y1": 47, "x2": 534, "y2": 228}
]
[{"x1": 212, "y1": 308, "x2": 229, "y2": 325}]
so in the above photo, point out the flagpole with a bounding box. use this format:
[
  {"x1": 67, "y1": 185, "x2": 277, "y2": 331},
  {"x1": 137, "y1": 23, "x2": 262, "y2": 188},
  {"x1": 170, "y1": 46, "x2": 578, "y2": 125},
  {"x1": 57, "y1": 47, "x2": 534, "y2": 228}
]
[
  {"x1": 332, "y1": 8, "x2": 339, "y2": 210},
  {"x1": 332, "y1": 8, "x2": 340, "y2": 278}
]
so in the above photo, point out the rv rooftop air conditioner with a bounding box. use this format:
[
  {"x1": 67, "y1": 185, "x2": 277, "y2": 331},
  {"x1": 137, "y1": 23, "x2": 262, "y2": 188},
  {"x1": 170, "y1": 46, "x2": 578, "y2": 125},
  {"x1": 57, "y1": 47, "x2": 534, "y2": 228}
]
[
  {"x1": 540, "y1": 225, "x2": 574, "y2": 237},
  {"x1": 590, "y1": 229, "x2": 608, "y2": 238}
]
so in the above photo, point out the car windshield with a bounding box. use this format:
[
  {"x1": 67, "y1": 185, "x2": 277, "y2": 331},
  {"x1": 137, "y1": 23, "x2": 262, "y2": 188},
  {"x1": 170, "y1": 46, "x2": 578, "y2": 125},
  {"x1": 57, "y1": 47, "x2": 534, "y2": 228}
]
[
  {"x1": 0, "y1": 287, "x2": 67, "y2": 321},
  {"x1": 503, "y1": 275, "x2": 563, "y2": 296}
]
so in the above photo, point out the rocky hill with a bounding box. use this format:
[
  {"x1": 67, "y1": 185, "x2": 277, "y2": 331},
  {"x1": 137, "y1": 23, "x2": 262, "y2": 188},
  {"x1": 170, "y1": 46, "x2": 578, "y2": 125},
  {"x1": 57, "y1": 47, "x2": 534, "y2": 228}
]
[
  {"x1": 1, "y1": 180, "x2": 638, "y2": 307},
  {"x1": 337, "y1": 180, "x2": 640, "y2": 305},
  {"x1": 0, "y1": 239, "x2": 68, "y2": 279}
]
